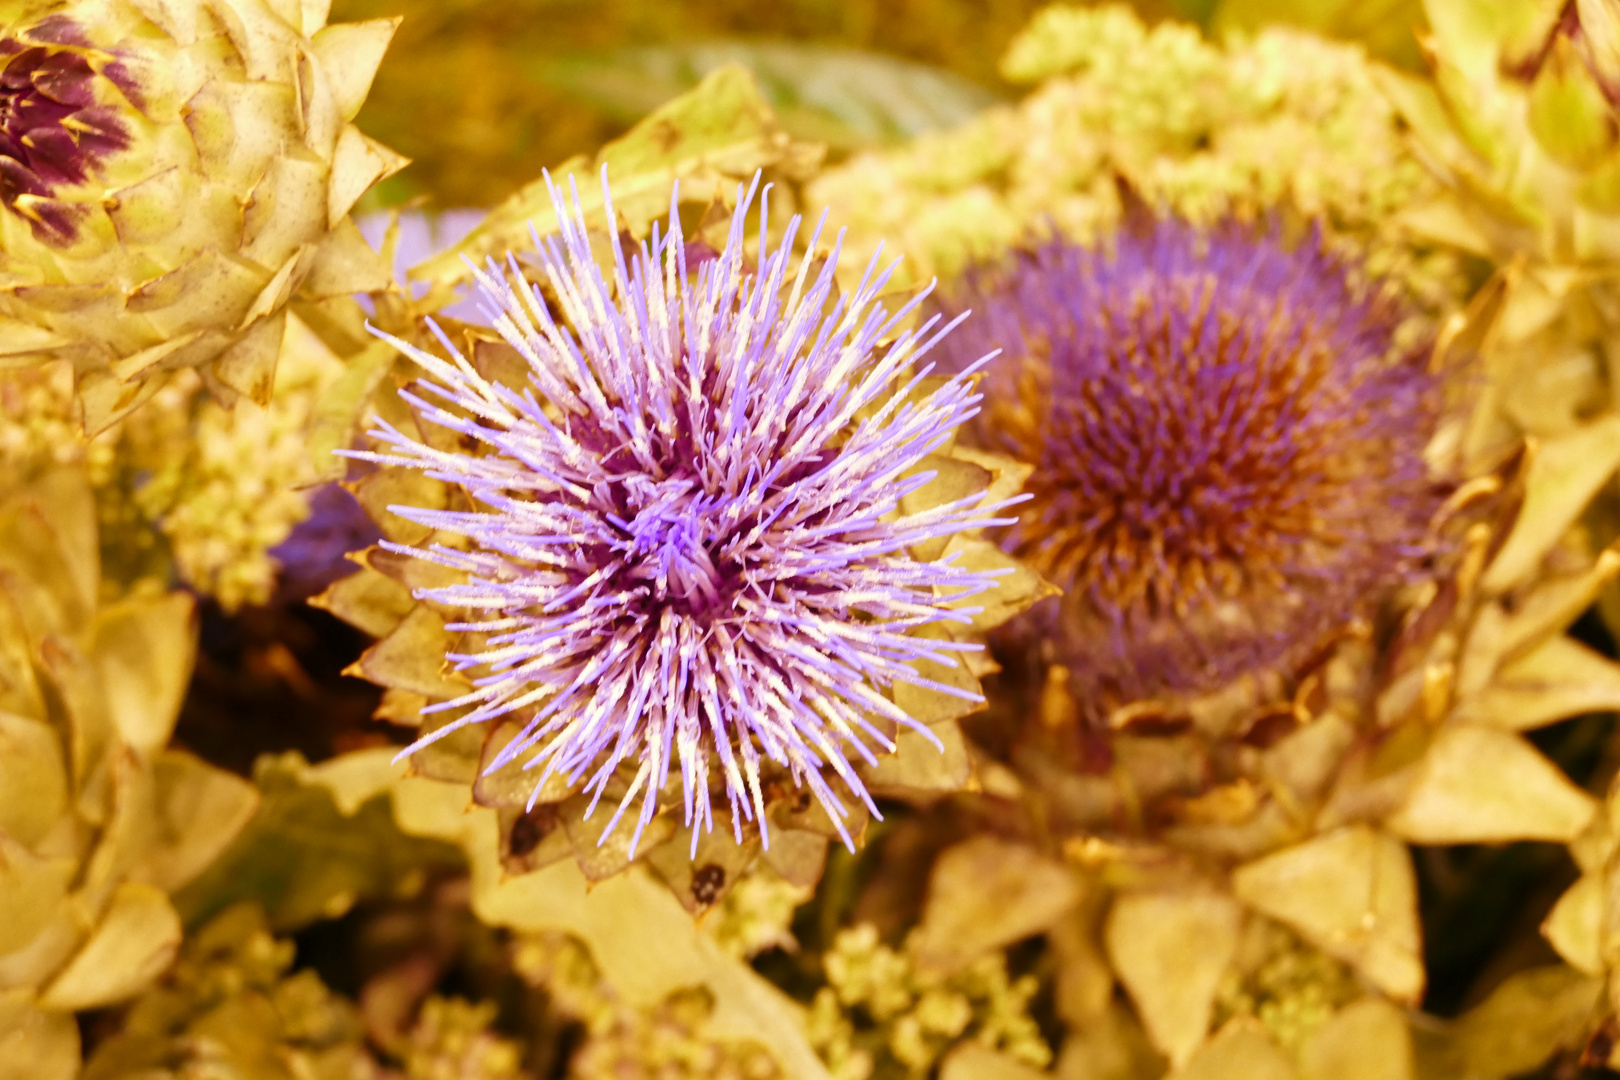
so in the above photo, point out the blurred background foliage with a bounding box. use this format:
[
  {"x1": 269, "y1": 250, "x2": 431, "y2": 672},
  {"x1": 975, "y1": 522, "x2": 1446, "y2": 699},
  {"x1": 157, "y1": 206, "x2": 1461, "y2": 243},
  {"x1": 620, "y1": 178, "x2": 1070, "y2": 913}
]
[{"x1": 335, "y1": 0, "x2": 1427, "y2": 209}]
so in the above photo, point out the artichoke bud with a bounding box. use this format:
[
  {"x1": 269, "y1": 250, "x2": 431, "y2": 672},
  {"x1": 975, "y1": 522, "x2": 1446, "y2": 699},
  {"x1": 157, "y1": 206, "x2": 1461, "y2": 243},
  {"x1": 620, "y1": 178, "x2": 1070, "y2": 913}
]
[{"x1": 0, "y1": 0, "x2": 404, "y2": 434}]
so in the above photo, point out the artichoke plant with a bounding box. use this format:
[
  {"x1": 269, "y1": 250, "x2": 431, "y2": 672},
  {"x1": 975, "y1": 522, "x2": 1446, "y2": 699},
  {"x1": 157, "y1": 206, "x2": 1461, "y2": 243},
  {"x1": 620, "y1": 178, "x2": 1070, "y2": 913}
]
[{"x1": 0, "y1": 0, "x2": 402, "y2": 434}]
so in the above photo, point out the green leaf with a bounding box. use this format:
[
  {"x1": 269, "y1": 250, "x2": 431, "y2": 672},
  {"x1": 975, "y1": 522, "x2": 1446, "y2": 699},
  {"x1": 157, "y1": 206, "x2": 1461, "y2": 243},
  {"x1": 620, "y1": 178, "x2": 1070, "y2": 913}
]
[{"x1": 536, "y1": 40, "x2": 999, "y2": 154}]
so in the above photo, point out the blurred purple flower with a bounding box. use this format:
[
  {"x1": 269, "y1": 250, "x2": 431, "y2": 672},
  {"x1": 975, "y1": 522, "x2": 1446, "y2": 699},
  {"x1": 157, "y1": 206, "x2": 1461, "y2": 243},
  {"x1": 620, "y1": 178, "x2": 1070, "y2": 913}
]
[
  {"x1": 269, "y1": 484, "x2": 383, "y2": 602},
  {"x1": 348, "y1": 173, "x2": 1019, "y2": 852},
  {"x1": 938, "y1": 218, "x2": 1443, "y2": 703}
]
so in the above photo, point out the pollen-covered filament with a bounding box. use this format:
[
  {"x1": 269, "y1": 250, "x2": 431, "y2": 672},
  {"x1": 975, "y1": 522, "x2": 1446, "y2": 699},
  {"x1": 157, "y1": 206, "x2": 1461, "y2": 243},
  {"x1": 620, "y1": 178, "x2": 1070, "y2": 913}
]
[{"x1": 614, "y1": 482, "x2": 727, "y2": 614}]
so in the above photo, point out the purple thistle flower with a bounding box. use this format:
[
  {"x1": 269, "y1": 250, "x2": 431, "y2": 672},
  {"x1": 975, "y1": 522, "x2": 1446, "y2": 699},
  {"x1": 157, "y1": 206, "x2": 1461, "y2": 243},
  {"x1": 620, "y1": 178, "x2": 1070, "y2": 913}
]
[
  {"x1": 348, "y1": 172, "x2": 1022, "y2": 854},
  {"x1": 937, "y1": 217, "x2": 1443, "y2": 705}
]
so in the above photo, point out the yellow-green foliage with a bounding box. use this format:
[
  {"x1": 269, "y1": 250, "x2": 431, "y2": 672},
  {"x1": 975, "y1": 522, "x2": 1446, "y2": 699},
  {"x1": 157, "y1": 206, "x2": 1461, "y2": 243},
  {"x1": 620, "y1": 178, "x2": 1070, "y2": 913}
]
[{"x1": 809, "y1": 3, "x2": 1463, "y2": 313}]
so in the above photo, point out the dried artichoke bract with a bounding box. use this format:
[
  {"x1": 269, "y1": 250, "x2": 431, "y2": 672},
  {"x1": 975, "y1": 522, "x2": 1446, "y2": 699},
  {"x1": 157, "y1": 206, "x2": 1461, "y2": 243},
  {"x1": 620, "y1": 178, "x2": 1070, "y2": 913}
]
[
  {"x1": 0, "y1": 0, "x2": 403, "y2": 434},
  {"x1": 1380, "y1": 0, "x2": 1620, "y2": 451},
  {"x1": 0, "y1": 467, "x2": 258, "y2": 1077}
]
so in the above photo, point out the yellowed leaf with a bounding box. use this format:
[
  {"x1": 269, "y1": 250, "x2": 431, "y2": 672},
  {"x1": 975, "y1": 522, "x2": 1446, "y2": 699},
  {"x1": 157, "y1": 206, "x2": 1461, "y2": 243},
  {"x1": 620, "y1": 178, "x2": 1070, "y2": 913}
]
[
  {"x1": 472, "y1": 719, "x2": 578, "y2": 809},
  {"x1": 1171, "y1": 1018, "x2": 1297, "y2": 1080},
  {"x1": 309, "y1": 563, "x2": 416, "y2": 638},
  {"x1": 937, "y1": 534, "x2": 1058, "y2": 632},
  {"x1": 561, "y1": 791, "x2": 677, "y2": 882},
  {"x1": 40, "y1": 882, "x2": 181, "y2": 1011},
  {"x1": 0, "y1": 993, "x2": 79, "y2": 1080},
  {"x1": 89, "y1": 592, "x2": 196, "y2": 756},
  {"x1": 303, "y1": 214, "x2": 393, "y2": 297},
  {"x1": 760, "y1": 828, "x2": 828, "y2": 889},
  {"x1": 347, "y1": 465, "x2": 448, "y2": 545},
  {"x1": 307, "y1": 338, "x2": 397, "y2": 481},
  {"x1": 939, "y1": 1042, "x2": 1048, "y2": 1080},
  {"x1": 0, "y1": 835, "x2": 75, "y2": 957},
  {"x1": 860, "y1": 717, "x2": 971, "y2": 799},
  {"x1": 327, "y1": 123, "x2": 409, "y2": 227},
  {"x1": 213, "y1": 309, "x2": 287, "y2": 405},
  {"x1": 647, "y1": 813, "x2": 759, "y2": 914},
  {"x1": 1455, "y1": 633, "x2": 1620, "y2": 731},
  {"x1": 349, "y1": 604, "x2": 467, "y2": 698},
  {"x1": 1384, "y1": 725, "x2": 1595, "y2": 844},
  {"x1": 133, "y1": 750, "x2": 260, "y2": 894},
  {"x1": 310, "y1": 18, "x2": 398, "y2": 122},
  {"x1": 913, "y1": 835, "x2": 1081, "y2": 974},
  {"x1": 1446, "y1": 966, "x2": 1602, "y2": 1078},
  {"x1": 1495, "y1": 548, "x2": 1620, "y2": 663},
  {"x1": 1299, "y1": 998, "x2": 1413, "y2": 1080},
  {"x1": 1232, "y1": 826, "x2": 1424, "y2": 1002},
  {"x1": 1542, "y1": 871, "x2": 1603, "y2": 975},
  {"x1": 0, "y1": 712, "x2": 66, "y2": 848},
  {"x1": 1483, "y1": 415, "x2": 1620, "y2": 593},
  {"x1": 900, "y1": 456, "x2": 992, "y2": 560},
  {"x1": 1105, "y1": 890, "x2": 1243, "y2": 1067}
]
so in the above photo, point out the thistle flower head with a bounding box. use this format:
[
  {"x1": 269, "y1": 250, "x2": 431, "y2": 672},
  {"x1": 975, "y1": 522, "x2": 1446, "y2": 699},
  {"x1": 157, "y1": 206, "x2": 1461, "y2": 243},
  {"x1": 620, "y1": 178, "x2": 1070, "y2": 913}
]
[
  {"x1": 353, "y1": 172, "x2": 1021, "y2": 853},
  {"x1": 938, "y1": 217, "x2": 1442, "y2": 704}
]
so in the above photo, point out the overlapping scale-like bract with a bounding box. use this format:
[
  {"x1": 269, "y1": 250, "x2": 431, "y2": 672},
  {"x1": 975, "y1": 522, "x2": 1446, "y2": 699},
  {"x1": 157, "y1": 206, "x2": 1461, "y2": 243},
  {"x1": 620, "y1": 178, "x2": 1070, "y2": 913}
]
[{"x1": 0, "y1": 0, "x2": 404, "y2": 432}]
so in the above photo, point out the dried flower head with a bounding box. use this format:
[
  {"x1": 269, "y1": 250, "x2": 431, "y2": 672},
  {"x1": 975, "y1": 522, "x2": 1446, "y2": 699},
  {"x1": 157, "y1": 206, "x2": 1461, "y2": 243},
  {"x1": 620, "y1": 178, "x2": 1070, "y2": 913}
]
[
  {"x1": 352, "y1": 173, "x2": 1023, "y2": 853},
  {"x1": 939, "y1": 217, "x2": 1442, "y2": 703}
]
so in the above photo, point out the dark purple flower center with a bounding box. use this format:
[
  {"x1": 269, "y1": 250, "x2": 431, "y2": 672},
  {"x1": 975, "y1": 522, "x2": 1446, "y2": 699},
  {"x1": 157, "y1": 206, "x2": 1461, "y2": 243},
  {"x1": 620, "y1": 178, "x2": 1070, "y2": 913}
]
[{"x1": 0, "y1": 21, "x2": 130, "y2": 245}]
